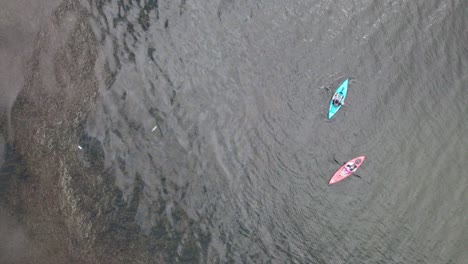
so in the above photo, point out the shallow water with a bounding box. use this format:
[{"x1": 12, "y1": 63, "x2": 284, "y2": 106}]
[{"x1": 2, "y1": 0, "x2": 467, "y2": 263}]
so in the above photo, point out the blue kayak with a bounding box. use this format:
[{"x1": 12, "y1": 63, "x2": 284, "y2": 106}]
[{"x1": 328, "y1": 79, "x2": 349, "y2": 119}]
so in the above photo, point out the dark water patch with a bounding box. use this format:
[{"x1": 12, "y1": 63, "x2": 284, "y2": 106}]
[
  {"x1": 0, "y1": 139, "x2": 3, "y2": 169},
  {"x1": 148, "y1": 47, "x2": 156, "y2": 61},
  {"x1": 104, "y1": 160, "x2": 209, "y2": 262},
  {"x1": 106, "y1": 173, "x2": 143, "y2": 234},
  {"x1": 121, "y1": 90, "x2": 127, "y2": 100},
  {"x1": 179, "y1": 0, "x2": 187, "y2": 16},
  {"x1": 217, "y1": 0, "x2": 235, "y2": 21},
  {"x1": 148, "y1": 106, "x2": 166, "y2": 135},
  {"x1": 104, "y1": 60, "x2": 119, "y2": 89},
  {"x1": 0, "y1": 144, "x2": 28, "y2": 194},
  {"x1": 78, "y1": 130, "x2": 105, "y2": 169},
  {"x1": 138, "y1": 0, "x2": 159, "y2": 30},
  {"x1": 144, "y1": 0, "x2": 160, "y2": 19},
  {"x1": 123, "y1": 37, "x2": 137, "y2": 63},
  {"x1": 127, "y1": 21, "x2": 134, "y2": 34},
  {"x1": 170, "y1": 89, "x2": 177, "y2": 105}
]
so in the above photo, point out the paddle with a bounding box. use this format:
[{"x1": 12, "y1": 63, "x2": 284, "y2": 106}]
[
  {"x1": 333, "y1": 156, "x2": 341, "y2": 165},
  {"x1": 320, "y1": 85, "x2": 331, "y2": 91}
]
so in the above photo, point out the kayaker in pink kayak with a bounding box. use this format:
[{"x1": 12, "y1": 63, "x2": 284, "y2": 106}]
[
  {"x1": 345, "y1": 163, "x2": 357, "y2": 173},
  {"x1": 329, "y1": 156, "x2": 365, "y2": 185}
]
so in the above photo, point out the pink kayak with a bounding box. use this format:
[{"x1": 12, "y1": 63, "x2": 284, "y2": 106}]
[{"x1": 328, "y1": 156, "x2": 366, "y2": 185}]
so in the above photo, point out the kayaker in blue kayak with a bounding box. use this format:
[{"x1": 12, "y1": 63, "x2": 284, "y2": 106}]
[
  {"x1": 332, "y1": 94, "x2": 344, "y2": 106},
  {"x1": 328, "y1": 79, "x2": 348, "y2": 119}
]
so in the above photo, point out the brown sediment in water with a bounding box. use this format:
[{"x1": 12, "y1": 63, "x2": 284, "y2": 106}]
[
  {"x1": 2, "y1": 1, "x2": 153, "y2": 263},
  {"x1": 2, "y1": 1, "x2": 205, "y2": 263}
]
